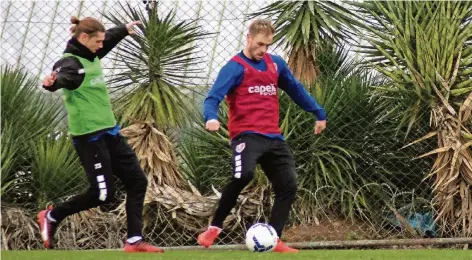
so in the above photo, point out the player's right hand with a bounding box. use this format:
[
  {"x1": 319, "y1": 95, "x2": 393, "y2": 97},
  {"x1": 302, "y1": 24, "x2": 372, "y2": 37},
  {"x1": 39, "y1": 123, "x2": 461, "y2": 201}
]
[
  {"x1": 42, "y1": 71, "x2": 57, "y2": 87},
  {"x1": 205, "y1": 119, "x2": 220, "y2": 131}
]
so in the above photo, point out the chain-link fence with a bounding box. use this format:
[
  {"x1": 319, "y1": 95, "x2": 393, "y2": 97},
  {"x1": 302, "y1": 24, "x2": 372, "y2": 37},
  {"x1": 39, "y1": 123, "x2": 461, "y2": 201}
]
[{"x1": 1, "y1": 0, "x2": 471, "y2": 251}]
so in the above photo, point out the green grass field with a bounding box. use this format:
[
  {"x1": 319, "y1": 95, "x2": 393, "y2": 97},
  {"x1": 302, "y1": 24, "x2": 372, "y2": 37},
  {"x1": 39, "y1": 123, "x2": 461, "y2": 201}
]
[{"x1": 1, "y1": 249, "x2": 470, "y2": 260}]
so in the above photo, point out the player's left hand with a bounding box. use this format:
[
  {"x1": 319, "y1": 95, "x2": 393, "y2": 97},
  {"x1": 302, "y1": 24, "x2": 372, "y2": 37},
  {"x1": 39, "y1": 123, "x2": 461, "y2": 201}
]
[
  {"x1": 314, "y1": 120, "x2": 326, "y2": 135},
  {"x1": 126, "y1": 21, "x2": 141, "y2": 35},
  {"x1": 42, "y1": 71, "x2": 57, "y2": 87}
]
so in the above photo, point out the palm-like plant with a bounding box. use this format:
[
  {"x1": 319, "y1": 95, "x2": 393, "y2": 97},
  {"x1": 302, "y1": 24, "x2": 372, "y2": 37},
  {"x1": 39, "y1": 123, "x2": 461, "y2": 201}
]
[
  {"x1": 105, "y1": 2, "x2": 210, "y2": 128},
  {"x1": 349, "y1": 0, "x2": 472, "y2": 236},
  {"x1": 249, "y1": 1, "x2": 361, "y2": 85},
  {"x1": 29, "y1": 134, "x2": 87, "y2": 209},
  {"x1": 103, "y1": 2, "x2": 210, "y2": 190},
  {"x1": 281, "y1": 45, "x2": 387, "y2": 223},
  {"x1": 178, "y1": 103, "x2": 232, "y2": 194},
  {"x1": 1, "y1": 124, "x2": 19, "y2": 197},
  {"x1": 0, "y1": 65, "x2": 63, "y2": 203}
]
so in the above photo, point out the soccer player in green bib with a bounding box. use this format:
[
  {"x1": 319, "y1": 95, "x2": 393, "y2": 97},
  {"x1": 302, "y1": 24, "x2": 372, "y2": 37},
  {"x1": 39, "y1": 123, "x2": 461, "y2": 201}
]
[{"x1": 39, "y1": 16, "x2": 163, "y2": 253}]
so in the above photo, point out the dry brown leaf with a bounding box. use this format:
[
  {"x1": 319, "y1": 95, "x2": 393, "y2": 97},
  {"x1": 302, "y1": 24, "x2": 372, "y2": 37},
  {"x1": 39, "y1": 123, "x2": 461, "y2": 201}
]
[{"x1": 402, "y1": 131, "x2": 438, "y2": 149}]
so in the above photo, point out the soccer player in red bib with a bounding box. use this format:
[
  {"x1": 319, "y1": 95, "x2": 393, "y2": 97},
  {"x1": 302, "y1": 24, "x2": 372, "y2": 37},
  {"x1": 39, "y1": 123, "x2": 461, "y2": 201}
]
[{"x1": 198, "y1": 19, "x2": 327, "y2": 253}]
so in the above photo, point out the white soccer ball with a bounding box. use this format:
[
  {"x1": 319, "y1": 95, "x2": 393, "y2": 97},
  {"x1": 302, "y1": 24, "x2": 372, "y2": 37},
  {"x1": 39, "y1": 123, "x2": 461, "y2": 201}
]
[{"x1": 245, "y1": 223, "x2": 278, "y2": 252}]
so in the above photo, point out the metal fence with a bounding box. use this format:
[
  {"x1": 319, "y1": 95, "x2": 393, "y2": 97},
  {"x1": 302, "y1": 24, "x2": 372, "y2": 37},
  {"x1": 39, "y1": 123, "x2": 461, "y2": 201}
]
[{"x1": 1, "y1": 0, "x2": 471, "y2": 251}]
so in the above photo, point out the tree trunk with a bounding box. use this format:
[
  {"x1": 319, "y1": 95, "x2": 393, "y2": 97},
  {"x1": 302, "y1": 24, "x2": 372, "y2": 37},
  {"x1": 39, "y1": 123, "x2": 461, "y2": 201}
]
[{"x1": 429, "y1": 101, "x2": 472, "y2": 237}]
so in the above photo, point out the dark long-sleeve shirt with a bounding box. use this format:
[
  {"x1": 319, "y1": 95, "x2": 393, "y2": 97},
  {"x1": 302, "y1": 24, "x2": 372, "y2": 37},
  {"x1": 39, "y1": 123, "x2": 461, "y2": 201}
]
[{"x1": 44, "y1": 24, "x2": 128, "y2": 92}]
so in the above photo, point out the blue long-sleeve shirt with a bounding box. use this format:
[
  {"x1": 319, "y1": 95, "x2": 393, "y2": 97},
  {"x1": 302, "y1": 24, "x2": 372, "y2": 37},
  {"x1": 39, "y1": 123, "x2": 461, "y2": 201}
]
[{"x1": 203, "y1": 51, "x2": 326, "y2": 140}]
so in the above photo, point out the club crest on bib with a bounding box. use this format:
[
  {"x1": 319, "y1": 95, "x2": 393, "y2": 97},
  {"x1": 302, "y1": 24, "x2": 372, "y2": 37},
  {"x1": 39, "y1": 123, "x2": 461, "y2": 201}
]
[{"x1": 235, "y1": 143, "x2": 246, "y2": 153}]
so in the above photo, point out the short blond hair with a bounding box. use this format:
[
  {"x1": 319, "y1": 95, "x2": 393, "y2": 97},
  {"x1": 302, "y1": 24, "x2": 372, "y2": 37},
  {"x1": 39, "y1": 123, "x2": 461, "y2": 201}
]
[{"x1": 248, "y1": 19, "x2": 275, "y2": 36}]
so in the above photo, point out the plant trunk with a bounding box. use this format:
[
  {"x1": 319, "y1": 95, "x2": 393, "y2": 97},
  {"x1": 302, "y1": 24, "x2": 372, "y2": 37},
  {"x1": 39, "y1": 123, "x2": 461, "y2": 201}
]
[
  {"x1": 287, "y1": 45, "x2": 320, "y2": 86},
  {"x1": 430, "y1": 103, "x2": 472, "y2": 237}
]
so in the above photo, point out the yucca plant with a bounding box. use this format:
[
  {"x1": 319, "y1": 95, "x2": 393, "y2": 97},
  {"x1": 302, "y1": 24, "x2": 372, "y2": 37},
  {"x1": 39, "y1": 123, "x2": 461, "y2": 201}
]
[
  {"x1": 348, "y1": 0, "x2": 472, "y2": 237},
  {"x1": 0, "y1": 65, "x2": 63, "y2": 203},
  {"x1": 284, "y1": 46, "x2": 435, "y2": 238},
  {"x1": 178, "y1": 99, "x2": 231, "y2": 193},
  {"x1": 103, "y1": 2, "x2": 210, "y2": 190},
  {"x1": 104, "y1": 2, "x2": 210, "y2": 128},
  {"x1": 1, "y1": 124, "x2": 19, "y2": 197},
  {"x1": 280, "y1": 46, "x2": 370, "y2": 222},
  {"x1": 28, "y1": 134, "x2": 86, "y2": 209},
  {"x1": 0, "y1": 65, "x2": 63, "y2": 136},
  {"x1": 249, "y1": 1, "x2": 361, "y2": 85}
]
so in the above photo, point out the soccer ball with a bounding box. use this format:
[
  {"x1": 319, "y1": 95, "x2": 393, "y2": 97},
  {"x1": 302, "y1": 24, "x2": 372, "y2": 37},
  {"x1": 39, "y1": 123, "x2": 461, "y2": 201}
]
[{"x1": 245, "y1": 223, "x2": 278, "y2": 252}]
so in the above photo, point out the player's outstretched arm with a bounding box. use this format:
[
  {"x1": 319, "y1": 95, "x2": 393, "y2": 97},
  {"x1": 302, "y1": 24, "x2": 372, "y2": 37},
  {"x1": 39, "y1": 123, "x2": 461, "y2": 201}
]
[
  {"x1": 273, "y1": 55, "x2": 327, "y2": 134},
  {"x1": 42, "y1": 57, "x2": 84, "y2": 92},
  {"x1": 97, "y1": 21, "x2": 141, "y2": 59}
]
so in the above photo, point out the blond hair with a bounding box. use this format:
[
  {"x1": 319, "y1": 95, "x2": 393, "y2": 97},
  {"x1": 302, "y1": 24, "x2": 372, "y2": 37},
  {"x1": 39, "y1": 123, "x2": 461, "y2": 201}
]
[{"x1": 248, "y1": 19, "x2": 275, "y2": 36}]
